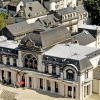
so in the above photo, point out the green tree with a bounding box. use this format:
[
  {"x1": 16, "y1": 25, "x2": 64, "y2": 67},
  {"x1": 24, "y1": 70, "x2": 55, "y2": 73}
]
[
  {"x1": 0, "y1": 12, "x2": 10, "y2": 30},
  {"x1": 85, "y1": 0, "x2": 100, "y2": 25}
]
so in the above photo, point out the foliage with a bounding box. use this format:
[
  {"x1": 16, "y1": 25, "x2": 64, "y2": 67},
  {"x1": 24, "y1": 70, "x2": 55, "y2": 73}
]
[
  {"x1": 0, "y1": 12, "x2": 10, "y2": 30},
  {"x1": 85, "y1": 0, "x2": 100, "y2": 25}
]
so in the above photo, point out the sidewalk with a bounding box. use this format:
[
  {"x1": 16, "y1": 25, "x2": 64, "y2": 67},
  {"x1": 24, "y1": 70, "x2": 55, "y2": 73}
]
[{"x1": 0, "y1": 83, "x2": 100, "y2": 100}]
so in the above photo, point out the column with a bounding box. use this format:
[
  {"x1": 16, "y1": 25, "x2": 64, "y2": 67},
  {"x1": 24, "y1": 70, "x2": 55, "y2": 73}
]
[
  {"x1": 72, "y1": 86, "x2": 74, "y2": 99},
  {"x1": 34, "y1": 76, "x2": 37, "y2": 89},
  {"x1": 59, "y1": 82, "x2": 64, "y2": 96},
  {"x1": 84, "y1": 86, "x2": 87, "y2": 98},
  {"x1": 43, "y1": 64, "x2": 45, "y2": 72},
  {"x1": 27, "y1": 76, "x2": 29, "y2": 88},
  {"x1": 3, "y1": 55, "x2": 7, "y2": 64},
  {"x1": 43, "y1": 79, "x2": 45, "y2": 91},
  {"x1": 76, "y1": 85, "x2": 78, "y2": 99},
  {"x1": 13, "y1": 72, "x2": 16, "y2": 84},
  {"x1": 32, "y1": 77, "x2": 34, "y2": 89},
  {"x1": 18, "y1": 51, "x2": 23, "y2": 67},
  {"x1": 45, "y1": 79, "x2": 47, "y2": 91},
  {"x1": 58, "y1": 82, "x2": 60, "y2": 94},
  {"x1": 37, "y1": 78, "x2": 40, "y2": 89},
  {"x1": 51, "y1": 81, "x2": 53, "y2": 93},
  {"x1": 5, "y1": 71, "x2": 8, "y2": 80},
  {"x1": 65, "y1": 85, "x2": 68, "y2": 97},
  {"x1": 25, "y1": 76, "x2": 27, "y2": 87},
  {"x1": 0, "y1": 70, "x2": 2, "y2": 81},
  {"x1": 49, "y1": 64, "x2": 52, "y2": 74},
  {"x1": 16, "y1": 59, "x2": 19, "y2": 67},
  {"x1": 10, "y1": 57, "x2": 13, "y2": 65},
  {"x1": 83, "y1": 86, "x2": 84, "y2": 99},
  {"x1": 56, "y1": 66, "x2": 60, "y2": 75},
  {"x1": 90, "y1": 82, "x2": 92, "y2": 95}
]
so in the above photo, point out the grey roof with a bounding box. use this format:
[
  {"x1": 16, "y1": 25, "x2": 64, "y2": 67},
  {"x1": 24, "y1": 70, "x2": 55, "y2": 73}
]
[
  {"x1": 6, "y1": 21, "x2": 45, "y2": 36},
  {"x1": 23, "y1": 0, "x2": 33, "y2": 4},
  {"x1": 93, "y1": 66, "x2": 100, "y2": 80},
  {"x1": 72, "y1": 30, "x2": 96, "y2": 45},
  {"x1": 44, "y1": 44, "x2": 99, "y2": 60},
  {"x1": 8, "y1": 0, "x2": 21, "y2": 7},
  {"x1": 56, "y1": 7, "x2": 75, "y2": 16},
  {"x1": 15, "y1": 1, "x2": 48, "y2": 19},
  {"x1": 19, "y1": 25, "x2": 71, "y2": 50},
  {"x1": 75, "y1": 5, "x2": 87, "y2": 13},
  {"x1": 37, "y1": 14, "x2": 59, "y2": 27}
]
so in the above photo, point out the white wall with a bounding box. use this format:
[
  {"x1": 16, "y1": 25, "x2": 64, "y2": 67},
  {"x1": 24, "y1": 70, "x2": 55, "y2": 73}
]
[
  {"x1": 90, "y1": 55, "x2": 100, "y2": 69},
  {"x1": 86, "y1": 41, "x2": 96, "y2": 48},
  {"x1": 17, "y1": 1, "x2": 24, "y2": 12}
]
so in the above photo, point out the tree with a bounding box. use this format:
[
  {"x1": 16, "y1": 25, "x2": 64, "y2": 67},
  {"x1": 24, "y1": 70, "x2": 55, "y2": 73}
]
[
  {"x1": 0, "y1": 12, "x2": 10, "y2": 30},
  {"x1": 85, "y1": 0, "x2": 100, "y2": 25}
]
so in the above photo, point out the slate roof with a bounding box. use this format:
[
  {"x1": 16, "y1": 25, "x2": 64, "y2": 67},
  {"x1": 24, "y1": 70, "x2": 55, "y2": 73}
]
[
  {"x1": 23, "y1": 0, "x2": 33, "y2": 4},
  {"x1": 8, "y1": 0, "x2": 21, "y2": 7},
  {"x1": 71, "y1": 30, "x2": 96, "y2": 45},
  {"x1": 19, "y1": 25, "x2": 71, "y2": 49},
  {"x1": 15, "y1": 1, "x2": 48, "y2": 19},
  {"x1": 6, "y1": 21, "x2": 45, "y2": 36},
  {"x1": 93, "y1": 66, "x2": 100, "y2": 80},
  {"x1": 55, "y1": 7, "x2": 75, "y2": 16},
  {"x1": 75, "y1": 5, "x2": 87, "y2": 13},
  {"x1": 37, "y1": 14, "x2": 59, "y2": 27}
]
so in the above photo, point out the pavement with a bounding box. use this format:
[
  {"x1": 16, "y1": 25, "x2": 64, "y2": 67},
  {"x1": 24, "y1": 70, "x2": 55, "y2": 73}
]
[{"x1": 0, "y1": 84, "x2": 100, "y2": 100}]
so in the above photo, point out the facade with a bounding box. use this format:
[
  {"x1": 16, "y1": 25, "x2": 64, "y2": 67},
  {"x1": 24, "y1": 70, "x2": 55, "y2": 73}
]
[
  {"x1": 14, "y1": 1, "x2": 48, "y2": 23},
  {"x1": 0, "y1": 37, "x2": 100, "y2": 100},
  {"x1": 8, "y1": 0, "x2": 24, "y2": 16},
  {"x1": 38, "y1": 0, "x2": 77, "y2": 11}
]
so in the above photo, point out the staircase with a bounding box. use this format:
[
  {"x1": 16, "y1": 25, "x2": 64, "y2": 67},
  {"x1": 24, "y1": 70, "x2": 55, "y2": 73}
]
[{"x1": 0, "y1": 90, "x2": 17, "y2": 100}]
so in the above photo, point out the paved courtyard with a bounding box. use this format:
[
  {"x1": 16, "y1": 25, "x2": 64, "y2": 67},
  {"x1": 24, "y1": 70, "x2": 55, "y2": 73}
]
[{"x1": 0, "y1": 84, "x2": 100, "y2": 100}]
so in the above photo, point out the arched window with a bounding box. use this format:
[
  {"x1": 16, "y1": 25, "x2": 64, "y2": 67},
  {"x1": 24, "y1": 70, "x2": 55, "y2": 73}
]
[
  {"x1": 24, "y1": 54, "x2": 37, "y2": 69},
  {"x1": 66, "y1": 69, "x2": 74, "y2": 80}
]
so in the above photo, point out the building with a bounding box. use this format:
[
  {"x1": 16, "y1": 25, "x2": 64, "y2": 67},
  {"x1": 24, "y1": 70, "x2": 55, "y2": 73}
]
[
  {"x1": 78, "y1": 24, "x2": 100, "y2": 48},
  {"x1": 14, "y1": 1, "x2": 48, "y2": 23},
  {"x1": 38, "y1": 0, "x2": 77, "y2": 11},
  {"x1": 8, "y1": 0, "x2": 24, "y2": 16},
  {"x1": 71, "y1": 30, "x2": 96, "y2": 47}
]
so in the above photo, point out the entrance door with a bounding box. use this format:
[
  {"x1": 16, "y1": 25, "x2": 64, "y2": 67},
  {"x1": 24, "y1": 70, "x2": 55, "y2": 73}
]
[
  {"x1": 2, "y1": 70, "x2": 4, "y2": 80},
  {"x1": 40, "y1": 78, "x2": 43, "y2": 89},
  {"x1": 29, "y1": 77, "x2": 32, "y2": 88},
  {"x1": 8, "y1": 72, "x2": 11, "y2": 84},
  {"x1": 55, "y1": 82, "x2": 58, "y2": 93},
  {"x1": 47, "y1": 80, "x2": 51, "y2": 91},
  {"x1": 68, "y1": 86, "x2": 72, "y2": 97}
]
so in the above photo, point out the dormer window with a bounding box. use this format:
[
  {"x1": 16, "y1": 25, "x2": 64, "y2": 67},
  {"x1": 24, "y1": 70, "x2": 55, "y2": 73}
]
[
  {"x1": 29, "y1": 7, "x2": 32, "y2": 11},
  {"x1": 66, "y1": 69, "x2": 74, "y2": 80}
]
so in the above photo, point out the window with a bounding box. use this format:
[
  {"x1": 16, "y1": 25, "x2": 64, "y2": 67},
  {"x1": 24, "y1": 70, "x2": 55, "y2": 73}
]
[
  {"x1": 24, "y1": 54, "x2": 37, "y2": 69},
  {"x1": 45, "y1": 63, "x2": 49, "y2": 73},
  {"x1": 29, "y1": 7, "x2": 32, "y2": 11},
  {"x1": 85, "y1": 70, "x2": 88, "y2": 79},
  {"x1": 66, "y1": 69, "x2": 74, "y2": 80},
  {"x1": 52, "y1": 65, "x2": 56, "y2": 75}
]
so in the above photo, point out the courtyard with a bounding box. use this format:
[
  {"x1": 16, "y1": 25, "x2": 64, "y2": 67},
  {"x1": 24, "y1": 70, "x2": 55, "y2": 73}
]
[{"x1": 0, "y1": 84, "x2": 100, "y2": 100}]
